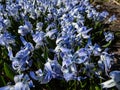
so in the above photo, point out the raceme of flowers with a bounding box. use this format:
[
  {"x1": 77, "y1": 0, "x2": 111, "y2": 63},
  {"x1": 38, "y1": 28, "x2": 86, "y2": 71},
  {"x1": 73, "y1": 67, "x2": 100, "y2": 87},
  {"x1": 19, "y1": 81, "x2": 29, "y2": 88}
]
[{"x1": 0, "y1": 0, "x2": 118, "y2": 90}]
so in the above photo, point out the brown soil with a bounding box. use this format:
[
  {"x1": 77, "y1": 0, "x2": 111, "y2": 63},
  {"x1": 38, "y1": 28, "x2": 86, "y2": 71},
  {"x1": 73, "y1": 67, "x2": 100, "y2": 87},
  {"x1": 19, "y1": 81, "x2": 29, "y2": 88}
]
[
  {"x1": 93, "y1": 1, "x2": 120, "y2": 69},
  {"x1": 105, "y1": 1, "x2": 120, "y2": 69},
  {"x1": 101, "y1": 1, "x2": 120, "y2": 52},
  {"x1": 100, "y1": 1, "x2": 120, "y2": 31},
  {"x1": 102, "y1": 1, "x2": 120, "y2": 52},
  {"x1": 93, "y1": 1, "x2": 120, "y2": 31}
]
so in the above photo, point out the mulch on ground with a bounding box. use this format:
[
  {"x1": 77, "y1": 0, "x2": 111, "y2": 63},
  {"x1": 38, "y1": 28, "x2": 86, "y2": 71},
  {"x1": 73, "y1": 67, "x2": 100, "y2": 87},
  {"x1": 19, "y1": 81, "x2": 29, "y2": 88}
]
[
  {"x1": 93, "y1": 1, "x2": 120, "y2": 70},
  {"x1": 93, "y1": 1, "x2": 120, "y2": 50}
]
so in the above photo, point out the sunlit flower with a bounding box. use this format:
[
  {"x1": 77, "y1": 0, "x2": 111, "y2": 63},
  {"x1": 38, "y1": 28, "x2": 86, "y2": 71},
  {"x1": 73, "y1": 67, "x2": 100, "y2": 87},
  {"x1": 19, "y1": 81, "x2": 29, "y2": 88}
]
[
  {"x1": 41, "y1": 59, "x2": 62, "y2": 84},
  {"x1": 77, "y1": 26, "x2": 92, "y2": 39},
  {"x1": 0, "y1": 0, "x2": 117, "y2": 89},
  {"x1": 100, "y1": 50, "x2": 114, "y2": 75},
  {"x1": 45, "y1": 29, "x2": 58, "y2": 39},
  {"x1": 104, "y1": 31, "x2": 114, "y2": 42},
  {"x1": 18, "y1": 21, "x2": 33, "y2": 36},
  {"x1": 32, "y1": 31, "x2": 45, "y2": 48},
  {"x1": 73, "y1": 48, "x2": 90, "y2": 64},
  {"x1": 110, "y1": 71, "x2": 120, "y2": 89},
  {"x1": 108, "y1": 15, "x2": 117, "y2": 22},
  {"x1": 0, "y1": 32, "x2": 15, "y2": 46}
]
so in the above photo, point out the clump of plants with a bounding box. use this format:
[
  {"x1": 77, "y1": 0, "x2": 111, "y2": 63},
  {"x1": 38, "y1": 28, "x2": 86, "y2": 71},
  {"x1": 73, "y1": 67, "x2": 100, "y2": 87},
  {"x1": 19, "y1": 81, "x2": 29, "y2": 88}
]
[{"x1": 0, "y1": 0, "x2": 119, "y2": 90}]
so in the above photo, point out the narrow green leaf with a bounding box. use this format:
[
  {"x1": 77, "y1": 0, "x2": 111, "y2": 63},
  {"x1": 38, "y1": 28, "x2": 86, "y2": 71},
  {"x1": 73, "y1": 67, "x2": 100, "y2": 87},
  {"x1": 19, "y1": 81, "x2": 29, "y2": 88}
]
[
  {"x1": 95, "y1": 86, "x2": 101, "y2": 90},
  {"x1": 80, "y1": 81, "x2": 87, "y2": 88},
  {"x1": 102, "y1": 41, "x2": 112, "y2": 48},
  {"x1": 4, "y1": 63, "x2": 14, "y2": 80},
  {"x1": 0, "y1": 76, "x2": 6, "y2": 86},
  {"x1": 44, "y1": 46, "x2": 48, "y2": 60}
]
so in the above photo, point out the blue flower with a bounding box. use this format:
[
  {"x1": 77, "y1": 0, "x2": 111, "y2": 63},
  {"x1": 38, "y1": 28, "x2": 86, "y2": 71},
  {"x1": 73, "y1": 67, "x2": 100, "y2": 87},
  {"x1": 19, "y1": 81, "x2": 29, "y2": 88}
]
[
  {"x1": 98, "y1": 60, "x2": 105, "y2": 70},
  {"x1": 0, "y1": 18, "x2": 6, "y2": 32},
  {"x1": 97, "y1": 11, "x2": 109, "y2": 21},
  {"x1": 61, "y1": 63, "x2": 77, "y2": 81},
  {"x1": 46, "y1": 23, "x2": 56, "y2": 31},
  {"x1": 29, "y1": 71, "x2": 38, "y2": 80},
  {"x1": 63, "y1": 72, "x2": 76, "y2": 81},
  {"x1": 20, "y1": 36, "x2": 34, "y2": 52},
  {"x1": 13, "y1": 77, "x2": 30, "y2": 90},
  {"x1": 108, "y1": 15, "x2": 117, "y2": 22},
  {"x1": 45, "y1": 29, "x2": 58, "y2": 39},
  {"x1": 41, "y1": 59, "x2": 62, "y2": 84},
  {"x1": 110, "y1": 71, "x2": 120, "y2": 89},
  {"x1": 55, "y1": 46, "x2": 71, "y2": 55},
  {"x1": 62, "y1": 54, "x2": 73, "y2": 67},
  {"x1": 73, "y1": 48, "x2": 90, "y2": 64},
  {"x1": 100, "y1": 50, "x2": 114, "y2": 75},
  {"x1": 36, "y1": 22, "x2": 43, "y2": 31},
  {"x1": 32, "y1": 31, "x2": 45, "y2": 48},
  {"x1": 0, "y1": 0, "x2": 117, "y2": 87},
  {"x1": 92, "y1": 44, "x2": 101, "y2": 56},
  {"x1": 77, "y1": 26, "x2": 92, "y2": 39},
  {"x1": 61, "y1": 53, "x2": 77, "y2": 81},
  {"x1": 104, "y1": 31, "x2": 114, "y2": 42},
  {"x1": 0, "y1": 32, "x2": 15, "y2": 46},
  {"x1": 41, "y1": 69, "x2": 53, "y2": 84},
  {"x1": 87, "y1": 11, "x2": 94, "y2": 19},
  {"x1": 36, "y1": 69, "x2": 43, "y2": 77},
  {"x1": 29, "y1": 69, "x2": 43, "y2": 82},
  {"x1": 29, "y1": 11, "x2": 37, "y2": 20},
  {"x1": 86, "y1": 38, "x2": 101, "y2": 56},
  {"x1": 3, "y1": 19, "x2": 11, "y2": 29},
  {"x1": 10, "y1": 37, "x2": 34, "y2": 71},
  {"x1": 0, "y1": 74, "x2": 34, "y2": 90},
  {"x1": 18, "y1": 21, "x2": 33, "y2": 36},
  {"x1": 0, "y1": 86, "x2": 11, "y2": 90},
  {"x1": 101, "y1": 79, "x2": 115, "y2": 89}
]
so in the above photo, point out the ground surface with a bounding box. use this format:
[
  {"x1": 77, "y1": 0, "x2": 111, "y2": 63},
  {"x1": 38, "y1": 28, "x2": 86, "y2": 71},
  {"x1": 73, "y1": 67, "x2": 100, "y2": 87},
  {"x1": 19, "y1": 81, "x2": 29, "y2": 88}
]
[
  {"x1": 101, "y1": 1, "x2": 120, "y2": 52},
  {"x1": 93, "y1": 0, "x2": 120, "y2": 70},
  {"x1": 91, "y1": 2, "x2": 120, "y2": 90}
]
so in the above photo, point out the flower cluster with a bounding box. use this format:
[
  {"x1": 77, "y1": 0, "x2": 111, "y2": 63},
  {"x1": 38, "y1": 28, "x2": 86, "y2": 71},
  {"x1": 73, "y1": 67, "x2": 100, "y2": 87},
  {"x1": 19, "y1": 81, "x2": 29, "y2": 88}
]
[{"x1": 0, "y1": 0, "x2": 117, "y2": 89}]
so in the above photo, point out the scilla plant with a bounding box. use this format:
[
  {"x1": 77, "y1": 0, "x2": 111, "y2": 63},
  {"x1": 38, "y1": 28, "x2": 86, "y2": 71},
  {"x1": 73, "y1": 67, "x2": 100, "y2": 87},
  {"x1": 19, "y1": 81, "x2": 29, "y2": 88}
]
[{"x1": 0, "y1": 0, "x2": 118, "y2": 90}]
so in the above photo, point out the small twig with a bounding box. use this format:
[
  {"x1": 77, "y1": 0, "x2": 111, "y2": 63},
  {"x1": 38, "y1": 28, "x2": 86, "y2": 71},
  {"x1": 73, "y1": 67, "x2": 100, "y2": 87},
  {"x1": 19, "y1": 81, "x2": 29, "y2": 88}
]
[{"x1": 110, "y1": 0, "x2": 120, "y2": 5}]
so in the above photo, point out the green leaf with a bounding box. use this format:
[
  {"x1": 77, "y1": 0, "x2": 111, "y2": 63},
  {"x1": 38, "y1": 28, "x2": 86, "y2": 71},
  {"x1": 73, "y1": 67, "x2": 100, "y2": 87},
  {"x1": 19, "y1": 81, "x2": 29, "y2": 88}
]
[
  {"x1": 0, "y1": 76, "x2": 6, "y2": 86},
  {"x1": 80, "y1": 81, "x2": 87, "y2": 88},
  {"x1": 4, "y1": 63, "x2": 15, "y2": 80},
  {"x1": 43, "y1": 46, "x2": 48, "y2": 60},
  {"x1": 0, "y1": 59, "x2": 3, "y2": 65},
  {"x1": 102, "y1": 41, "x2": 112, "y2": 48},
  {"x1": 95, "y1": 86, "x2": 101, "y2": 90}
]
